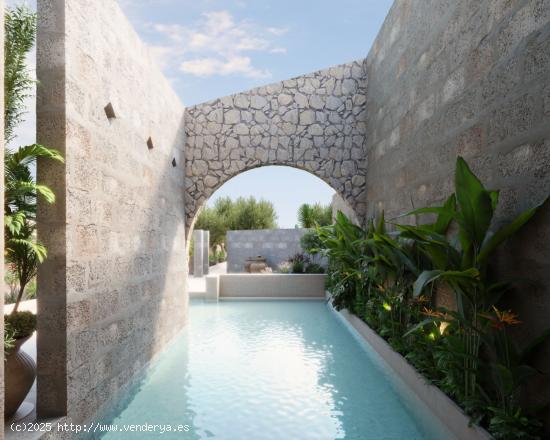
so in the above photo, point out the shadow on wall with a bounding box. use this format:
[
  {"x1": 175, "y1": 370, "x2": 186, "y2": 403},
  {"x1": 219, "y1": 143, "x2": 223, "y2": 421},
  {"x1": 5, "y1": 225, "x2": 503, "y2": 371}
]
[{"x1": 36, "y1": 0, "x2": 188, "y2": 426}]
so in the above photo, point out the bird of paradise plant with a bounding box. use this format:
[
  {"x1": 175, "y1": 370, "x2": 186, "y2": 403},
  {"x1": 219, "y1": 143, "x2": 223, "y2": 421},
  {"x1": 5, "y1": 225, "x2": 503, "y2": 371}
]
[{"x1": 399, "y1": 156, "x2": 547, "y2": 427}]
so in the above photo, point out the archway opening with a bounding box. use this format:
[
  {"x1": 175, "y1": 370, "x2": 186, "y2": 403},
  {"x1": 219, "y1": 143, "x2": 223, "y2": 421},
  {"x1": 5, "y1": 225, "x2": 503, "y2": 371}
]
[{"x1": 186, "y1": 165, "x2": 358, "y2": 291}]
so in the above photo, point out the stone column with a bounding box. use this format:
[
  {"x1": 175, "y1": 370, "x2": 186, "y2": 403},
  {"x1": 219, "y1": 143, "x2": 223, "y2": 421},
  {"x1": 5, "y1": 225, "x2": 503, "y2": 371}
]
[
  {"x1": 193, "y1": 230, "x2": 204, "y2": 277},
  {"x1": 0, "y1": 0, "x2": 5, "y2": 430},
  {"x1": 203, "y1": 230, "x2": 210, "y2": 275},
  {"x1": 37, "y1": 0, "x2": 68, "y2": 417}
]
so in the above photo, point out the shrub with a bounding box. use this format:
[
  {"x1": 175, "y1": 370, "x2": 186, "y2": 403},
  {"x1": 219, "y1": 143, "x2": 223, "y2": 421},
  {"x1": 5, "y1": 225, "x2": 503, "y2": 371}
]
[
  {"x1": 305, "y1": 263, "x2": 324, "y2": 274},
  {"x1": 5, "y1": 311, "x2": 37, "y2": 340},
  {"x1": 4, "y1": 324, "x2": 16, "y2": 356},
  {"x1": 287, "y1": 253, "x2": 310, "y2": 274}
]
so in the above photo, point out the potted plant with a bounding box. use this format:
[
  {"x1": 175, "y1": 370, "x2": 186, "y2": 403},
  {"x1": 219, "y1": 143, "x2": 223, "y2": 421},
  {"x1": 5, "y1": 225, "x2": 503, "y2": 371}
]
[{"x1": 4, "y1": 311, "x2": 37, "y2": 418}]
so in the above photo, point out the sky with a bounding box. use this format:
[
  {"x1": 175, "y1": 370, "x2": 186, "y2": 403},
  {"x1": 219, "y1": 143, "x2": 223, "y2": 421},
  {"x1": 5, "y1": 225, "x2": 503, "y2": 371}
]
[{"x1": 9, "y1": 0, "x2": 394, "y2": 227}]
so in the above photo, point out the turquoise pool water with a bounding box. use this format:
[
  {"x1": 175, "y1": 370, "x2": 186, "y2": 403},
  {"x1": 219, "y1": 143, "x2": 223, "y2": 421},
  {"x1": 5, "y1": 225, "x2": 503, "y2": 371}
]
[{"x1": 102, "y1": 300, "x2": 454, "y2": 439}]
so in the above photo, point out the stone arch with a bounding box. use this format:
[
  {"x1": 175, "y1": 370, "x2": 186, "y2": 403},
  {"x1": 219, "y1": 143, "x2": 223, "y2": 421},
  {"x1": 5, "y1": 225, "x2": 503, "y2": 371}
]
[
  {"x1": 186, "y1": 163, "x2": 359, "y2": 236},
  {"x1": 184, "y1": 59, "x2": 368, "y2": 237}
]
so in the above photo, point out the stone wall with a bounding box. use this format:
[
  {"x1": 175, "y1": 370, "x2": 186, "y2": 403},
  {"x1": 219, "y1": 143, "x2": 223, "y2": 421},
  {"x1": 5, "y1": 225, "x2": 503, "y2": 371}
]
[
  {"x1": 37, "y1": 0, "x2": 187, "y2": 424},
  {"x1": 1, "y1": 0, "x2": 4, "y2": 433},
  {"x1": 331, "y1": 193, "x2": 360, "y2": 225},
  {"x1": 364, "y1": 0, "x2": 550, "y2": 427},
  {"x1": 184, "y1": 60, "x2": 368, "y2": 232},
  {"x1": 227, "y1": 229, "x2": 310, "y2": 273}
]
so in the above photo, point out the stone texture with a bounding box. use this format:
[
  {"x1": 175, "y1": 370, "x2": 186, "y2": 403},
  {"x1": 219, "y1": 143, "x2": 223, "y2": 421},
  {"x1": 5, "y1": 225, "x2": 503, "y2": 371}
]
[
  {"x1": 185, "y1": 60, "x2": 368, "y2": 231},
  {"x1": 37, "y1": 0, "x2": 187, "y2": 425},
  {"x1": 29, "y1": 0, "x2": 550, "y2": 435},
  {"x1": 364, "y1": 0, "x2": 550, "y2": 431},
  {"x1": 0, "y1": 1, "x2": 4, "y2": 431},
  {"x1": 227, "y1": 228, "x2": 313, "y2": 273}
]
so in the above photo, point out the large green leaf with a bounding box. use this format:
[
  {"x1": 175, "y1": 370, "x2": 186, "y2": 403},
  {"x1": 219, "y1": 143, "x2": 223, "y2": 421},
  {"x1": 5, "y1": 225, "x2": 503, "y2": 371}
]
[
  {"x1": 413, "y1": 268, "x2": 480, "y2": 297},
  {"x1": 413, "y1": 270, "x2": 443, "y2": 297},
  {"x1": 455, "y1": 156, "x2": 494, "y2": 248},
  {"x1": 478, "y1": 197, "x2": 547, "y2": 265},
  {"x1": 404, "y1": 317, "x2": 441, "y2": 337},
  {"x1": 432, "y1": 194, "x2": 457, "y2": 234}
]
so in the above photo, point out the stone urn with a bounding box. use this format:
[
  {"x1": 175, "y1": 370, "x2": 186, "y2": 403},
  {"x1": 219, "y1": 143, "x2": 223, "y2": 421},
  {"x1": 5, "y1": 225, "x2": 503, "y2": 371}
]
[
  {"x1": 5, "y1": 336, "x2": 36, "y2": 418},
  {"x1": 245, "y1": 256, "x2": 268, "y2": 273}
]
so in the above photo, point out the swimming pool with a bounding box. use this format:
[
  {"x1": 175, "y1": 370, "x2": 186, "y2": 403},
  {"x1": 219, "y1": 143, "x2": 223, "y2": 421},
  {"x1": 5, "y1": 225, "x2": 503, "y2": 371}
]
[{"x1": 102, "y1": 300, "x2": 454, "y2": 439}]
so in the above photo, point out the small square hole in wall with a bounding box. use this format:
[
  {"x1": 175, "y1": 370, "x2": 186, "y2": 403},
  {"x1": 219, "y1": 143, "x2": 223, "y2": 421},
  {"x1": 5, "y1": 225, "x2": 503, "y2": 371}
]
[
  {"x1": 104, "y1": 102, "x2": 116, "y2": 120},
  {"x1": 147, "y1": 137, "x2": 154, "y2": 150},
  {"x1": 172, "y1": 158, "x2": 177, "y2": 167}
]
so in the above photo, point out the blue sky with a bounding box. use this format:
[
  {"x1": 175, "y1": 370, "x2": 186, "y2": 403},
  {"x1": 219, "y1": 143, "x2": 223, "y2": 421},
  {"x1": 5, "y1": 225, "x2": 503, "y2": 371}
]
[{"x1": 10, "y1": 0, "x2": 393, "y2": 227}]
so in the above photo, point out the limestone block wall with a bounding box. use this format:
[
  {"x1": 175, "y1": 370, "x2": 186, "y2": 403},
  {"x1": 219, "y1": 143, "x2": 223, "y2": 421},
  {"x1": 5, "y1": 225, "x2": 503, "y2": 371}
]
[
  {"x1": 226, "y1": 228, "x2": 310, "y2": 273},
  {"x1": 37, "y1": 0, "x2": 187, "y2": 424},
  {"x1": 184, "y1": 60, "x2": 368, "y2": 232},
  {"x1": 364, "y1": 0, "x2": 550, "y2": 427}
]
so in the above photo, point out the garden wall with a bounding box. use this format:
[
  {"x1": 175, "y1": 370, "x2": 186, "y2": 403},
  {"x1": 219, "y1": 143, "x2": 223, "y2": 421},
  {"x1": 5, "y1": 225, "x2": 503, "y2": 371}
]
[
  {"x1": 36, "y1": 0, "x2": 187, "y2": 424},
  {"x1": 364, "y1": 0, "x2": 550, "y2": 427},
  {"x1": 226, "y1": 228, "x2": 310, "y2": 273},
  {"x1": 219, "y1": 274, "x2": 326, "y2": 298}
]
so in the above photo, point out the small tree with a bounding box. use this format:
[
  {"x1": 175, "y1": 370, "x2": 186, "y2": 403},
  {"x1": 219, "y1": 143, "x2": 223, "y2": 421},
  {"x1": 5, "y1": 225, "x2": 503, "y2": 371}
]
[{"x1": 195, "y1": 196, "x2": 277, "y2": 247}]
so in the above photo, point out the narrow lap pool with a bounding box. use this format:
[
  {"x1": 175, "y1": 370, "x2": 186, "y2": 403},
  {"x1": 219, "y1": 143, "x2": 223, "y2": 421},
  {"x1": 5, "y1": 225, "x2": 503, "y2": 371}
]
[{"x1": 102, "y1": 300, "x2": 454, "y2": 439}]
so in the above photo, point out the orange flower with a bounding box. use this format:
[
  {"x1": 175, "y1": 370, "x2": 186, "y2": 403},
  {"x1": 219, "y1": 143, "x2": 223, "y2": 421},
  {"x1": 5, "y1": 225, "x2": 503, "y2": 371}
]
[
  {"x1": 422, "y1": 307, "x2": 445, "y2": 319},
  {"x1": 422, "y1": 307, "x2": 452, "y2": 321},
  {"x1": 480, "y1": 306, "x2": 521, "y2": 330},
  {"x1": 415, "y1": 295, "x2": 430, "y2": 304}
]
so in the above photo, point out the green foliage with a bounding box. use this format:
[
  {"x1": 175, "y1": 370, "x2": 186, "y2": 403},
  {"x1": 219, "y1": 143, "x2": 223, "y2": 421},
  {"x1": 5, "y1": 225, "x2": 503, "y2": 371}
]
[
  {"x1": 5, "y1": 311, "x2": 37, "y2": 340},
  {"x1": 305, "y1": 263, "x2": 324, "y2": 274},
  {"x1": 208, "y1": 248, "x2": 227, "y2": 266},
  {"x1": 279, "y1": 252, "x2": 325, "y2": 274},
  {"x1": 287, "y1": 253, "x2": 309, "y2": 273},
  {"x1": 300, "y1": 230, "x2": 323, "y2": 256},
  {"x1": 297, "y1": 202, "x2": 332, "y2": 228},
  {"x1": 195, "y1": 196, "x2": 277, "y2": 247},
  {"x1": 313, "y1": 157, "x2": 547, "y2": 439},
  {"x1": 4, "y1": 323, "x2": 16, "y2": 357},
  {"x1": 4, "y1": 5, "x2": 36, "y2": 144}
]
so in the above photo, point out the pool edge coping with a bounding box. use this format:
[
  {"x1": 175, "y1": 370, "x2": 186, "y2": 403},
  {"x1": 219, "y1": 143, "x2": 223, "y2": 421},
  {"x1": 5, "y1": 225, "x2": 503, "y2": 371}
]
[{"x1": 334, "y1": 306, "x2": 493, "y2": 440}]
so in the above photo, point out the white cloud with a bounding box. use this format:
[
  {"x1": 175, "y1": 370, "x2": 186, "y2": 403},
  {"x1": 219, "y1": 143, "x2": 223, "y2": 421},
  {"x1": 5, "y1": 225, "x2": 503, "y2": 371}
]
[
  {"x1": 267, "y1": 27, "x2": 289, "y2": 36},
  {"x1": 148, "y1": 10, "x2": 287, "y2": 79},
  {"x1": 181, "y1": 56, "x2": 270, "y2": 79}
]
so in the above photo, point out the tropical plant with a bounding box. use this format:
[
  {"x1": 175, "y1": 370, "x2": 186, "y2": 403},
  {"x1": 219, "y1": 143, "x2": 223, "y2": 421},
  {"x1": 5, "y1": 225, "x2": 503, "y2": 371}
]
[
  {"x1": 400, "y1": 157, "x2": 546, "y2": 417},
  {"x1": 300, "y1": 229, "x2": 323, "y2": 256},
  {"x1": 4, "y1": 264, "x2": 19, "y2": 304},
  {"x1": 297, "y1": 202, "x2": 332, "y2": 228},
  {"x1": 4, "y1": 5, "x2": 36, "y2": 144},
  {"x1": 311, "y1": 157, "x2": 548, "y2": 439}
]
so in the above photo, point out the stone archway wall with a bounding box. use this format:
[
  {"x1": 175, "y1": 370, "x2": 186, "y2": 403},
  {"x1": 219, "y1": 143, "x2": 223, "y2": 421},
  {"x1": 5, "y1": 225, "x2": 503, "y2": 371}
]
[{"x1": 184, "y1": 59, "x2": 368, "y2": 233}]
